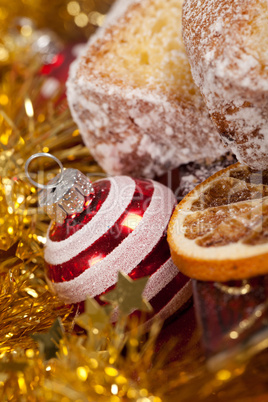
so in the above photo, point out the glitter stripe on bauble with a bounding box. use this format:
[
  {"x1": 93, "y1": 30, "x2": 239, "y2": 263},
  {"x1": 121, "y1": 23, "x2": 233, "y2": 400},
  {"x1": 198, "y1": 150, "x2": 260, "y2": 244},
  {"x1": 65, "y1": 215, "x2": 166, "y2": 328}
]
[
  {"x1": 47, "y1": 178, "x2": 155, "y2": 282},
  {"x1": 45, "y1": 176, "x2": 192, "y2": 321},
  {"x1": 45, "y1": 176, "x2": 137, "y2": 264}
]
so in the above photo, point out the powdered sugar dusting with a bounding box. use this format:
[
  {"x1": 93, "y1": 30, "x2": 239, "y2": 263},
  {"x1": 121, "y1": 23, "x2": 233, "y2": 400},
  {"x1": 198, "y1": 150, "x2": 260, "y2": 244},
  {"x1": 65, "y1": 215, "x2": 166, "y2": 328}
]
[
  {"x1": 67, "y1": 0, "x2": 225, "y2": 178},
  {"x1": 91, "y1": 0, "x2": 141, "y2": 42},
  {"x1": 183, "y1": 0, "x2": 268, "y2": 170}
]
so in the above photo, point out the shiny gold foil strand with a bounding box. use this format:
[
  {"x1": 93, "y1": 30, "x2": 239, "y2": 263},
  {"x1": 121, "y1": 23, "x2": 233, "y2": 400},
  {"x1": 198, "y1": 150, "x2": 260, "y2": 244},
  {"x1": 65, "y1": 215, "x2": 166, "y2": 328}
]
[
  {"x1": 0, "y1": 21, "x2": 99, "y2": 359},
  {"x1": 0, "y1": 32, "x2": 101, "y2": 197},
  {"x1": 0, "y1": 294, "x2": 198, "y2": 402},
  {"x1": 1, "y1": 312, "x2": 266, "y2": 402},
  {"x1": 214, "y1": 280, "x2": 252, "y2": 296},
  {"x1": 0, "y1": 4, "x2": 103, "y2": 178},
  {"x1": 0, "y1": 258, "x2": 72, "y2": 356}
]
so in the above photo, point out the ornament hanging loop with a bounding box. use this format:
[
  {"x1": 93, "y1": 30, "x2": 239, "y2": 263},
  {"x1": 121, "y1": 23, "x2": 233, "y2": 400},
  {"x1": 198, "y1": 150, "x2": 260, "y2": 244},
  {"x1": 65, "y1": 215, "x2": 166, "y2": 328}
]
[{"x1": 25, "y1": 152, "x2": 64, "y2": 189}]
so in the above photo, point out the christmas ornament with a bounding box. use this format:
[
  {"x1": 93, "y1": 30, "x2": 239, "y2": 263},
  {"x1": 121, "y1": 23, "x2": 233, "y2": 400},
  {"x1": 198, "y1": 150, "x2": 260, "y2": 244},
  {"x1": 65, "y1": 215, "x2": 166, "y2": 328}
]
[{"x1": 25, "y1": 153, "x2": 192, "y2": 323}]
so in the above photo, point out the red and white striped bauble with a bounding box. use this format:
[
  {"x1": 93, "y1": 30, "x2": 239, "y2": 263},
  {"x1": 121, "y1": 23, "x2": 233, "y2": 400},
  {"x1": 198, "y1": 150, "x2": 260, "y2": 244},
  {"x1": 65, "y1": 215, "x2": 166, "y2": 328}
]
[{"x1": 45, "y1": 176, "x2": 192, "y2": 322}]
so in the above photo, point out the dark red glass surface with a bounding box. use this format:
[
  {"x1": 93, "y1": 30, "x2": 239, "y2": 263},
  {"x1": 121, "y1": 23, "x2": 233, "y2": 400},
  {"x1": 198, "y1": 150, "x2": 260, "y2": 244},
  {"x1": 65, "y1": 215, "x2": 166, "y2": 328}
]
[
  {"x1": 193, "y1": 276, "x2": 268, "y2": 357},
  {"x1": 128, "y1": 234, "x2": 170, "y2": 280},
  {"x1": 149, "y1": 272, "x2": 189, "y2": 313},
  {"x1": 48, "y1": 178, "x2": 154, "y2": 282},
  {"x1": 49, "y1": 180, "x2": 111, "y2": 242},
  {"x1": 93, "y1": 233, "x2": 172, "y2": 302}
]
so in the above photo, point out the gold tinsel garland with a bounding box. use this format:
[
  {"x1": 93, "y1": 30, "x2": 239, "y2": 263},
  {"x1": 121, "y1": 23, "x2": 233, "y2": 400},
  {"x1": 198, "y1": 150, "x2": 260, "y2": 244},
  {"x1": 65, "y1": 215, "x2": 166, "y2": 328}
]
[{"x1": 0, "y1": 1, "x2": 268, "y2": 401}]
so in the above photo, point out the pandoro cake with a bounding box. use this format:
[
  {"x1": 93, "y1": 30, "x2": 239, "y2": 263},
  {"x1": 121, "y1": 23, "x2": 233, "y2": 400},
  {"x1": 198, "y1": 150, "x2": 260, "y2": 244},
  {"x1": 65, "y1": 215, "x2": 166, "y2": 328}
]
[{"x1": 67, "y1": 0, "x2": 225, "y2": 178}]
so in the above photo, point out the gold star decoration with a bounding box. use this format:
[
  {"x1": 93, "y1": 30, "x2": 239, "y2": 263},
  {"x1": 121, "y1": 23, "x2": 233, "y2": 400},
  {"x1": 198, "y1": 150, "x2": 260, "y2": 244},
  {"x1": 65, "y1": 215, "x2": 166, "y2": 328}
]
[
  {"x1": 101, "y1": 271, "x2": 152, "y2": 316},
  {"x1": 75, "y1": 297, "x2": 111, "y2": 332},
  {"x1": 31, "y1": 318, "x2": 64, "y2": 360}
]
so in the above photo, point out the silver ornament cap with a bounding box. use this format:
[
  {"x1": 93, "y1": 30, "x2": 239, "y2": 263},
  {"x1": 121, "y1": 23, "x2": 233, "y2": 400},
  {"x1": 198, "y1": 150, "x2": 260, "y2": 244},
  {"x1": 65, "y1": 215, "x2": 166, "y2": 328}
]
[
  {"x1": 39, "y1": 168, "x2": 93, "y2": 223},
  {"x1": 25, "y1": 153, "x2": 94, "y2": 224}
]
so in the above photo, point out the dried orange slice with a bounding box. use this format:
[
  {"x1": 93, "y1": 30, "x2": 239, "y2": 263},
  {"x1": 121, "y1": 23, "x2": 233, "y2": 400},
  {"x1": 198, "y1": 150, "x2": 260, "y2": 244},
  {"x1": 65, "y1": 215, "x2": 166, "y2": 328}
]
[{"x1": 167, "y1": 162, "x2": 268, "y2": 282}]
